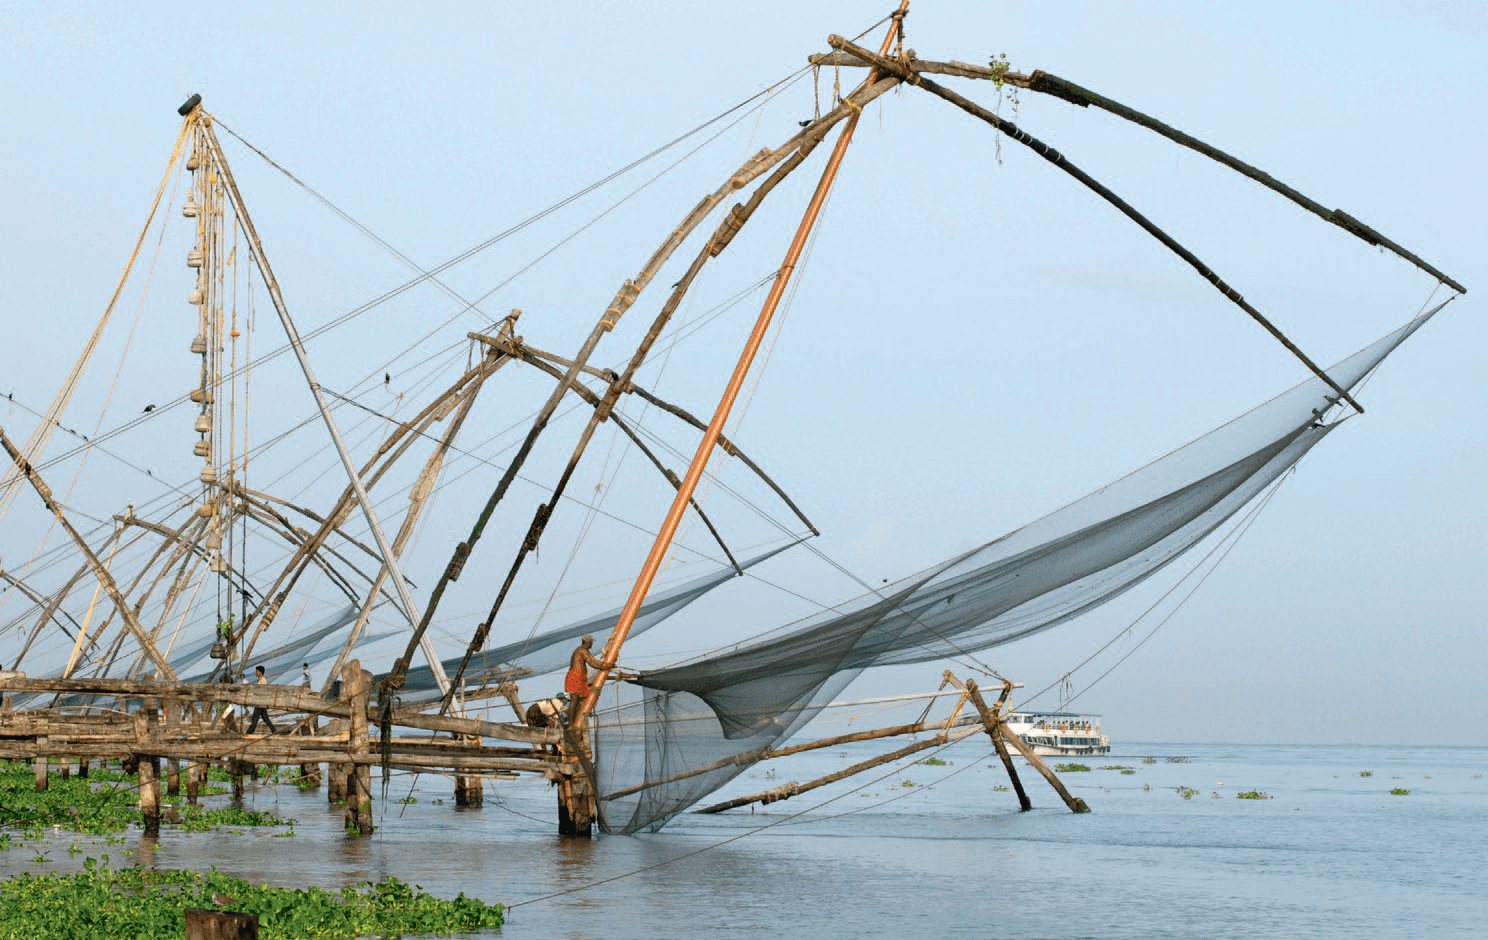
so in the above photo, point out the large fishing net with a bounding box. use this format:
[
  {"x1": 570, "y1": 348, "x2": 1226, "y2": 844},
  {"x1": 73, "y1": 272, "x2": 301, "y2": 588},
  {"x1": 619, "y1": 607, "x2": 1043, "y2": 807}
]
[{"x1": 589, "y1": 306, "x2": 1444, "y2": 832}]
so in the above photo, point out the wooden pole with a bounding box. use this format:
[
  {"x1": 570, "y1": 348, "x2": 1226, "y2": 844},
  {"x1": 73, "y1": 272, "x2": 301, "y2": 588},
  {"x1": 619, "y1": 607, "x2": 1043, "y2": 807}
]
[
  {"x1": 33, "y1": 737, "x2": 47, "y2": 792},
  {"x1": 959, "y1": 678, "x2": 1088, "y2": 814},
  {"x1": 697, "y1": 729, "x2": 979, "y2": 814},
  {"x1": 970, "y1": 680, "x2": 1031, "y2": 811},
  {"x1": 138, "y1": 755, "x2": 161, "y2": 835},
  {"x1": 827, "y1": 35, "x2": 1367, "y2": 415},
  {"x1": 343, "y1": 661, "x2": 374, "y2": 834},
  {"x1": 578, "y1": 2, "x2": 912, "y2": 729},
  {"x1": 454, "y1": 733, "x2": 483, "y2": 807},
  {"x1": 187, "y1": 760, "x2": 201, "y2": 804}
]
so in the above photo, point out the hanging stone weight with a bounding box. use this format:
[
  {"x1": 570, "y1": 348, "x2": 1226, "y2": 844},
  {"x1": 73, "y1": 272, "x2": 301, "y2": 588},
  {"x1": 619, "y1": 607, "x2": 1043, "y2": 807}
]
[
  {"x1": 190, "y1": 334, "x2": 207, "y2": 354},
  {"x1": 187, "y1": 249, "x2": 204, "y2": 267},
  {"x1": 182, "y1": 197, "x2": 199, "y2": 218},
  {"x1": 193, "y1": 440, "x2": 210, "y2": 457},
  {"x1": 189, "y1": 287, "x2": 203, "y2": 305},
  {"x1": 194, "y1": 414, "x2": 212, "y2": 434},
  {"x1": 199, "y1": 465, "x2": 216, "y2": 484},
  {"x1": 189, "y1": 388, "x2": 213, "y2": 404}
]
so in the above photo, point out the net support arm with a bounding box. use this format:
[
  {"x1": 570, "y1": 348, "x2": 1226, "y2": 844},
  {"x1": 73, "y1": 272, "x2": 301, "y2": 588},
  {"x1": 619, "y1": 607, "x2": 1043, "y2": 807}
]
[
  {"x1": 829, "y1": 35, "x2": 1365, "y2": 415},
  {"x1": 576, "y1": 6, "x2": 913, "y2": 727},
  {"x1": 810, "y1": 52, "x2": 1463, "y2": 296}
]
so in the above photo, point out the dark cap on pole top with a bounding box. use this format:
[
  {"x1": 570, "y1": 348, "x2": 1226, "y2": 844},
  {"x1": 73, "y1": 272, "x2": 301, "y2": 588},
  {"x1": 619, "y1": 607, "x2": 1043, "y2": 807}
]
[{"x1": 178, "y1": 94, "x2": 202, "y2": 116}]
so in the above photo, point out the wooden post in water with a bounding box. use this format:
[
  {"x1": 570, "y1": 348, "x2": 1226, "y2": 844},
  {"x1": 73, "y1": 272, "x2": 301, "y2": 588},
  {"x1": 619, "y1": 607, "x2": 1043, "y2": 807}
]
[
  {"x1": 33, "y1": 738, "x2": 47, "y2": 792},
  {"x1": 186, "y1": 760, "x2": 201, "y2": 804},
  {"x1": 60, "y1": 757, "x2": 71, "y2": 781},
  {"x1": 343, "y1": 661, "x2": 375, "y2": 834},
  {"x1": 328, "y1": 762, "x2": 348, "y2": 804},
  {"x1": 167, "y1": 759, "x2": 181, "y2": 796},
  {"x1": 230, "y1": 759, "x2": 245, "y2": 802},
  {"x1": 966, "y1": 679, "x2": 1032, "y2": 811},
  {"x1": 184, "y1": 907, "x2": 259, "y2": 939},
  {"x1": 138, "y1": 755, "x2": 161, "y2": 835},
  {"x1": 455, "y1": 734, "x2": 483, "y2": 806},
  {"x1": 556, "y1": 723, "x2": 596, "y2": 837},
  {"x1": 959, "y1": 677, "x2": 1088, "y2": 814},
  {"x1": 78, "y1": 758, "x2": 89, "y2": 780}
]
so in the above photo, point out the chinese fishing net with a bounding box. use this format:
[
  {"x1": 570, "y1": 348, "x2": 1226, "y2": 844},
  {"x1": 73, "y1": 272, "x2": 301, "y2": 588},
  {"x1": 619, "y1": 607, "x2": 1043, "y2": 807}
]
[{"x1": 589, "y1": 305, "x2": 1445, "y2": 833}]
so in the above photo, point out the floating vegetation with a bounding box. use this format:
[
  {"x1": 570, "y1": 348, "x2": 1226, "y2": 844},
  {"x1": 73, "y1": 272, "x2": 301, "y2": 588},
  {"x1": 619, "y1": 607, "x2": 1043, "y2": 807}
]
[
  {"x1": 1359, "y1": 770, "x2": 1373, "y2": 777},
  {"x1": 1143, "y1": 757, "x2": 1157, "y2": 765},
  {"x1": 920, "y1": 757, "x2": 947, "y2": 766},
  {"x1": 1236, "y1": 791, "x2": 1272, "y2": 800},
  {"x1": 1055, "y1": 763, "x2": 1091, "y2": 773},
  {"x1": 1098, "y1": 765, "x2": 1133, "y2": 772},
  {"x1": 992, "y1": 785, "x2": 1010, "y2": 792},
  {"x1": 1177, "y1": 786, "x2": 1199, "y2": 800},
  {"x1": 0, "y1": 857, "x2": 504, "y2": 939},
  {"x1": 1390, "y1": 788, "x2": 1411, "y2": 796},
  {"x1": 1166, "y1": 756, "x2": 1190, "y2": 764},
  {"x1": 0, "y1": 760, "x2": 289, "y2": 837}
]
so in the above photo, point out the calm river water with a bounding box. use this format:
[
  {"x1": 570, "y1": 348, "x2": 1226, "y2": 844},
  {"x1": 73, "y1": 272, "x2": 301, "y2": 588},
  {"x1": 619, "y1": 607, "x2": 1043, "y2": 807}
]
[{"x1": 5, "y1": 740, "x2": 1485, "y2": 938}]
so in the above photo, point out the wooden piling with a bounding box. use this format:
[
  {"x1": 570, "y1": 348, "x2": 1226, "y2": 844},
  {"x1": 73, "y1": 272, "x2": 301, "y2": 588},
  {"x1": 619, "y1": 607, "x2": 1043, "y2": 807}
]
[
  {"x1": 556, "y1": 723, "x2": 596, "y2": 836},
  {"x1": 328, "y1": 763, "x2": 348, "y2": 803},
  {"x1": 343, "y1": 662, "x2": 374, "y2": 835},
  {"x1": 230, "y1": 759, "x2": 245, "y2": 802},
  {"x1": 167, "y1": 758, "x2": 181, "y2": 795},
  {"x1": 60, "y1": 757, "x2": 71, "y2": 780},
  {"x1": 186, "y1": 760, "x2": 201, "y2": 804},
  {"x1": 34, "y1": 737, "x2": 48, "y2": 792},
  {"x1": 300, "y1": 761, "x2": 322, "y2": 787},
  {"x1": 454, "y1": 773, "x2": 483, "y2": 807},
  {"x1": 78, "y1": 758, "x2": 89, "y2": 779},
  {"x1": 455, "y1": 735, "x2": 483, "y2": 806},
  {"x1": 138, "y1": 755, "x2": 161, "y2": 835}
]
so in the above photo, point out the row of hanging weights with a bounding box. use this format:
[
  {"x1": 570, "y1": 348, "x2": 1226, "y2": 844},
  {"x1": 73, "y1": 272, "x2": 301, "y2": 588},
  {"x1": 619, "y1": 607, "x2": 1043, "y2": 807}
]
[{"x1": 183, "y1": 134, "x2": 227, "y2": 576}]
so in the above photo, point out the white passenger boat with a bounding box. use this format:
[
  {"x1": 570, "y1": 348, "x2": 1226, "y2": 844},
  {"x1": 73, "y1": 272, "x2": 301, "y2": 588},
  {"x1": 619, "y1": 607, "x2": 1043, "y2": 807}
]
[{"x1": 1006, "y1": 712, "x2": 1110, "y2": 757}]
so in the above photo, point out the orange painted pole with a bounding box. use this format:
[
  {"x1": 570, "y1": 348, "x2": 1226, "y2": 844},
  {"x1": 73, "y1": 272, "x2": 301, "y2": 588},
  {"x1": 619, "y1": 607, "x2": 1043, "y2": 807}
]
[{"x1": 577, "y1": 4, "x2": 911, "y2": 725}]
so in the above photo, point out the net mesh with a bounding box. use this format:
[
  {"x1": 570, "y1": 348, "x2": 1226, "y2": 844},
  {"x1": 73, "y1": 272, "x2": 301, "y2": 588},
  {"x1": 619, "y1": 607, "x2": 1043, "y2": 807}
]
[{"x1": 591, "y1": 307, "x2": 1442, "y2": 832}]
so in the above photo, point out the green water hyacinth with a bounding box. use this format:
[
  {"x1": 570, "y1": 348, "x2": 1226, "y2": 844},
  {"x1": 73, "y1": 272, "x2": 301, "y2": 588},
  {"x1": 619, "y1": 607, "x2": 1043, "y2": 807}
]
[
  {"x1": 0, "y1": 857, "x2": 504, "y2": 939},
  {"x1": 0, "y1": 760, "x2": 288, "y2": 836}
]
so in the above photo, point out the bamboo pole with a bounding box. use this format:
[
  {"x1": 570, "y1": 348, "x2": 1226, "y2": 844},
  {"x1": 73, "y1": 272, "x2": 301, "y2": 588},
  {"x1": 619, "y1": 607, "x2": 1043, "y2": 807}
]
[
  {"x1": 199, "y1": 117, "x2": 450, "y2": 699},
  {"x1": 957, "y1": 677, "x2": 1089, "y2": 814},
  {"x1": 696, "y1": 726, "x2": 981, "y2": 814},
  {"x1": 0, "y1": 428, "x2": 176, "y2": 677},
  {"x1": 579, "y1": 5, "x2": 912, "y2": 730},
  {"x1": 828, "y1": 34, "x2": 1366, "y2": 416},
  {"x1": 983, "y1": 681, "x2": 1031, "y2": 811}
]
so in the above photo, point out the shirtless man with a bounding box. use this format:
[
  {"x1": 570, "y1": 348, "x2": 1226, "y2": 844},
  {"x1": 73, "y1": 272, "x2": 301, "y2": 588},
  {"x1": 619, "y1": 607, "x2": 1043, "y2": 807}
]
[{"x1": 565, "y1": 635, "x2": 605, "y2": 725}]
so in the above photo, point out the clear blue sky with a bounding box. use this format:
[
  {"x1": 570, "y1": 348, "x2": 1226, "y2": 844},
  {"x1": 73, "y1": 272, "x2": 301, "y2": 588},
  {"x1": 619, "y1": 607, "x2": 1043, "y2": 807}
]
[{"x1": 1, "y1": 1, "x2": 1483, "y2": 746}]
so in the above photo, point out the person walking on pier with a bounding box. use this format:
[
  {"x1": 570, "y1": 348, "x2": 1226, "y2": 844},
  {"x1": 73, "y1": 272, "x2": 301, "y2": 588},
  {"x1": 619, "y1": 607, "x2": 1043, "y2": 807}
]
[{"x1": 246, "y1": 664, "x2": 278, "y2": 735}]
